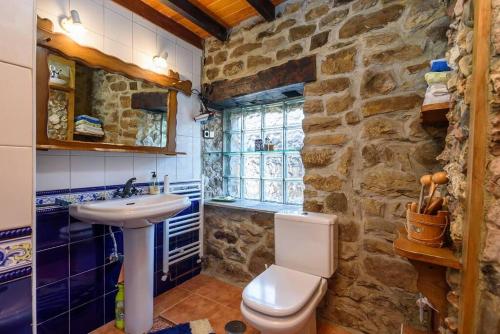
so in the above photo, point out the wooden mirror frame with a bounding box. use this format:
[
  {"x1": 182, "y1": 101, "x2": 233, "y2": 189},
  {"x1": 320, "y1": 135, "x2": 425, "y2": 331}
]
[{"x1": 36, "y1": 17, "x2": 192, "y2": 155}]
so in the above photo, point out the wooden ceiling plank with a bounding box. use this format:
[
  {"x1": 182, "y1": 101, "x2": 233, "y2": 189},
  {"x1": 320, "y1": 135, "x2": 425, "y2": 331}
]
[
  {"x1": 245, "y1": 0, "x2": 275, "y2": 21},
  {"x1": 159, "y1": 0, "x2": 229, "y2": 41},
  {"x1": 112, "y1": 0, "x2": 203, "y2": 49}
]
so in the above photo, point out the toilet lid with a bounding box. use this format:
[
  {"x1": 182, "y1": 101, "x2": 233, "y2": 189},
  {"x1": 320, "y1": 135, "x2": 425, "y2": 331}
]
[{"x1": 242, "y1": 265, "x2": 321, "y2": 317}]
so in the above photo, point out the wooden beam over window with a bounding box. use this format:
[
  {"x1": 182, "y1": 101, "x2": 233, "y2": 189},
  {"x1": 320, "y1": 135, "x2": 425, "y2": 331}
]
[
  {"x1": 246, "y1": 0, "x2": 276, "y2": 21},
  {"x1": 159, "y1": 0, "x2": 229, "y2": 41},
  {"x1": 112, "y1": 0, "x2": 203, "y2": 49}
]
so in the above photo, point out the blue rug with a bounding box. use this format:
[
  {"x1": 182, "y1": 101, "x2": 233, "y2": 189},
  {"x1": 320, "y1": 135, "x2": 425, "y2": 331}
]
[{"x1": 150, "y1": 319, "x2": 214, "y2": 334}]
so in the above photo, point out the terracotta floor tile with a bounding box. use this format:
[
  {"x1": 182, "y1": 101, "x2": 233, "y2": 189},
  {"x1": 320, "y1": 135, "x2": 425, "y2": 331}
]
[
  {"x1": 90, "y1": 321, "x2": 123, "y2": 334},
  {"x1": 318, "y1": 320, "x2": 353, "y2": 334},
  {"x1": 194, "y1": 278, "x2": 243, "y2": 307},
  {"x1": 154, "y1": 287, "x2": 191, "y2": 317},
  {"x1": 177, "y1": 273, "x2": 214, "y2": 291},
  {"x1": 160, "y1": 294, "x2": 222, "y2": 325}
]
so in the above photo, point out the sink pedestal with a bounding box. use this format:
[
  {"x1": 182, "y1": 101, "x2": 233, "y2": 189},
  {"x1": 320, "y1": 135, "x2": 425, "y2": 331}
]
[{"x1": 123, "y1": 225, "x2": 154, "y2": 334}]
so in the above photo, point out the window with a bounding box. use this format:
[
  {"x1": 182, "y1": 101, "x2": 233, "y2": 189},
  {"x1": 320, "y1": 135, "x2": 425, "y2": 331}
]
[{"x1": 223, "y1": 98, "x2": 305, "y2": 205}]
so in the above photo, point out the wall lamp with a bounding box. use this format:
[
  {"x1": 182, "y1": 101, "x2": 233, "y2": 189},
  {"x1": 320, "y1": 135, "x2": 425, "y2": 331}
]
[{"x1": 61, "y1": 10, "x2": 86, "y2": 36}]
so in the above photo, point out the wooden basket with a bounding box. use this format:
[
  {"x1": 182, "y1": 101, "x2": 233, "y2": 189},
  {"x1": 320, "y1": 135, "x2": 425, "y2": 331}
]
[{"x1": 405, "y1": 209, "x2": 449, "y2": 248}]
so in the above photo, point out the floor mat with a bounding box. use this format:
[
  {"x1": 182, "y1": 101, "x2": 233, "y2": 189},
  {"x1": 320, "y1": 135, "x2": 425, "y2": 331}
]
[{"x1": 150, "y1": 318, "x2": 214, "y2": 334}]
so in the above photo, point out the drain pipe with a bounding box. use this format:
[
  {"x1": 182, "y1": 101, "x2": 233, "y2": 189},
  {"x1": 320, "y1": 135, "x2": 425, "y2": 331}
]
[{"x1": 161, "y1": 175, "x2": 170, "y2": 281}]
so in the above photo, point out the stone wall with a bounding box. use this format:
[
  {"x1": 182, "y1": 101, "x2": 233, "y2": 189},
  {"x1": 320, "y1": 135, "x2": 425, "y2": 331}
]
[
  {"x1": 204, "y1": 206, "x2": 274, "y2": 284},
  {"x1": 75, "y1": 66, "x2": 167, "y2": 146},
  {"x1": 202, "y1": 0, "x2": 450, "y2": 332},
  {"x1": 477, "y1": 0, "x2": 500, "y2": 331}
]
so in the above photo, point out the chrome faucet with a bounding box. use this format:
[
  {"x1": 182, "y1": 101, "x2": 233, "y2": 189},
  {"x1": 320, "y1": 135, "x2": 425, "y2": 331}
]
[{"x1": 114, "y1": 177, "x2": 139, "y2": 198}]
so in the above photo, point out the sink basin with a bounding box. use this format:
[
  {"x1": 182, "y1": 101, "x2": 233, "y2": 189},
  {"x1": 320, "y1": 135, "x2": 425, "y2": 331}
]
[
  {"x1": 69, "y1": 193, "x2": 190, "y2": 334},
  {"x1": 69, "y1": 193, "x2": 191, "y2": 228}
]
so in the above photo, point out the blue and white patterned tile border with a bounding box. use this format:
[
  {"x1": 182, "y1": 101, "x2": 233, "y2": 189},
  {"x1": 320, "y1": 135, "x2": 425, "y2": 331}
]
[{"x1": 0, "y1": 226, "x2": 32, "y2": 280}]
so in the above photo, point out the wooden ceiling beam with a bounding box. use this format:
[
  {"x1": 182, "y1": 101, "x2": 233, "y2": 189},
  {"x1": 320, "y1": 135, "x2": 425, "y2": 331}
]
[
  {"x1": 159, "y1": 0, "x2": 229, "y2": 41},
  {"x1": 246, "y1": 0, "x2": 275, "y2": 21},
  {"x1": 112, "y1": 0, "x2": 203, "y2": 49}
]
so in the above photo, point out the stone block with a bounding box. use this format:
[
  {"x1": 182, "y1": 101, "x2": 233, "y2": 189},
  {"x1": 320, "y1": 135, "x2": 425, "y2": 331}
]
[
  {"x1": 305, "y1": 78, "x2": 350, "y2": 96},
  {"x1": 362, "y1": 94, "x2": 422, "y2": 117},
  {"x1": 289, "y1": 24, "x2": 316, "y2": 42},
  {"x1": 304, "y1": 174, "x2": 343, "y2": 191},
  {"x1": 339, "y1": 5, "x2": 404, "y2": 39},
  {"x1": 321, "y1": 47, "x2": 357, "y2": 74}
]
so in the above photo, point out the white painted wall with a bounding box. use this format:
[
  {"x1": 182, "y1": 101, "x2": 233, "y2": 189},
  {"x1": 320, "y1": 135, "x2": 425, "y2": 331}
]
[
  {"x1": 36, "y1": 0, "x2": 203, "y2": 191},
  {"x1": 0, "y1": 0, "x2": 35, "y2": 229}
]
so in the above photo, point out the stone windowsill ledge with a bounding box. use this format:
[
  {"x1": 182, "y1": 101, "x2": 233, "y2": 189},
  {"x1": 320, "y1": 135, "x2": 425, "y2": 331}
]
[{"x1": 204, "y1": 198, "x2": 302, "y2": 214}]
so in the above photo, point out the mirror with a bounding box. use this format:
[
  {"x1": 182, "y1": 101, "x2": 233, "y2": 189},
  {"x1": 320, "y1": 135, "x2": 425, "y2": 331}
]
[
  {"x1": 47, "y1": 54, "x2": 169, "y2": 147},
  {"x1": 36, "y1": 16, "x2": 192, "y2": 155}
]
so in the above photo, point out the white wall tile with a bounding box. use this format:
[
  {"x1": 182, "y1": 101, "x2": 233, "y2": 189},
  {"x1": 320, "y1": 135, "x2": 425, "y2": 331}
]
[
  {"x1": 133, "y1": 22, "x2": 156, "y2": 54},
  {"x1": 105, "y1": 156, "x2": 133, "y2": 186},
  {"x1": 0, "y1": 63, "x2": 32, "y2": 147},
  {"x1": 37, "y1": 0, "x2": 69, "y2": 17},
  {"x1": 70, "y1": 155, "x2": 105, "y2": 188},
  {"x1": 156, "y1": 34, "x2": 176, "y2": 68},
  {"x1": 133, "y1": 13, "x2": 156, "y2": 31},
  {"x1": 157, "y1": 156, "x2": 177, "y2": 182},
  {"x1": 78, "y1": 29, "x2": 104, "y2": 51},
  {"x1": 176, "y1": 157, "x2": 193, "y2": 181},
  {"x1": 177, "y1": 135, "x2": 193, "y2": 156},
  {"x1": 36, "y1": 153, "x2": 70, "y2": 191},
  {"x1": 0, "y1": 0, "x2": 34, "y2": 68},
  {"x1": 104, "y1": 8, "x2": 132, "y2": 46},
  {"x1": 104, "y1": 37, "x2": 132, "y2": 63},
  {"x1": 71, "y1": 0, "x2": 103, "y2": 35},
  {"x1": 133, "y1": 156, "x2": 157, "y2": 183},
  {"x1": 176, "y1": 94, "x2": 193, "y2": 136},
  {"x1": 193, "y1": 54, "x2": 201, "y2": 78},
  {"x1": 103, "y1": 0, "x2": 131, "y2": 19},
  {"x1": 176, "y1": 45, "x2": 193, "y2": 76},
  {"x1": 0, "y1": 146, "x2": 32, "y2": 229},
  {"x1": 133, "y1": 49, "x2": 154, "y2": 71},
  {"x1": 192, "y1": 137, "x2": 201, "y2": 179}
]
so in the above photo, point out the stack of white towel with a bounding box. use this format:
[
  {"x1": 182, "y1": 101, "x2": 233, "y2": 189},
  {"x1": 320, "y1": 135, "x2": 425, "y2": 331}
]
[
  {"x1": 423, "y1": 59, "x2": 452, "y2": 106},
  {"x1": 75, "y1": 115, "x2": 104, "y2": 136}
]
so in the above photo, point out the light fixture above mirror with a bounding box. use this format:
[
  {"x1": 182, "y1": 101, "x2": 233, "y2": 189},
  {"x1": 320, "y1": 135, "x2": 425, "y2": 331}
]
[{"x1": 60, "y1": 10, "x2": 86, "y2": 38}]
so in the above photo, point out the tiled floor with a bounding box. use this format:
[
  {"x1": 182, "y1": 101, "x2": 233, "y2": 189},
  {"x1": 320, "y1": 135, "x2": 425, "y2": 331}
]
[{"x1": 93, "y1": 274, "x2": 351, "y2": 334}]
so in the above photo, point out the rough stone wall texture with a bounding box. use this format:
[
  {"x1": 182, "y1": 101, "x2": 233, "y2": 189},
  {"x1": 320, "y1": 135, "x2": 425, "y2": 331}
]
[
  {"x1": 201, "y1": 113, "x2": 224, "y2": 199},
  {"x1": 203, "y1": 206, "x2": 275, "y2": 284},
  {"x1": 477, "y1": 0, "x2": 500, "y2": 331},
  {"x1": 202, "y1": 0, "x2": 450, "y2": 332},
  {"x1": 47, "y1": 89, "x2": 69, "y2": 140},
  {"x1": 74, "y1": 66, "x2": 167, "y2": 146}
]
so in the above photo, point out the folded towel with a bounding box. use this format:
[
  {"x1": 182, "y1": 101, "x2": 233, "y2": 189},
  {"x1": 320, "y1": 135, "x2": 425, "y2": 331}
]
[
  {"x1": 423, "y1": 92, "x2": 450, "y2": 105},
  {"x1": 75, "y1": 120, "x2": 102, "y2": 128},
  {"x1": 430, "y1": 58, "x2": 451, "y2": 72},
  {"x1": 426, "y1": 84, "x2": 449, "y2": 96},
  {"x1": 75, "y1": 124, "x2": 104, "y2": 136},
  {"x1": 75, "y1": 115, "x2": 101, "y2": 124},
  {"x1": 425, "y1": 71, "x2": 451, "y2": 85}
]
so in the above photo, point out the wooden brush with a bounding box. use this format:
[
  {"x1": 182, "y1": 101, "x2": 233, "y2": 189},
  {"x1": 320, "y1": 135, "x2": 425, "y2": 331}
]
[
  {"x1": 418, "y1": 175, "x2": 432, "y2": 213},
  {"x1": 424, "y1": 172, "x2": 449, "y2": 214}
]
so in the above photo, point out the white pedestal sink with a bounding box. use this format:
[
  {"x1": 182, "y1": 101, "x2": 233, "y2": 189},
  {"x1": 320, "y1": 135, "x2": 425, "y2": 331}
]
[{"x1": 69, "y1": 193, "x2": 191, "y2": 334}]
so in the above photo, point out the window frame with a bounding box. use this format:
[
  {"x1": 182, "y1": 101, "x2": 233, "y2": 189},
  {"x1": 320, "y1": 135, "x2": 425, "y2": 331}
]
[{"x1": 222, "y1": 97, "x2": 305, "y2": 205}]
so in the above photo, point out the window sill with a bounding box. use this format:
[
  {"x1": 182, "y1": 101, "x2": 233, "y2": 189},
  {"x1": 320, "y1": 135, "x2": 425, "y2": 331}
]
[{"x1": 204, "y1": 198, "x2": 302, "y2": 214}]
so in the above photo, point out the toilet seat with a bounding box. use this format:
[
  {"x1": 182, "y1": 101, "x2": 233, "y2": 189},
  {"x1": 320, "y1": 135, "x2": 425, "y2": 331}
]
[
  {"x1": 242, "y1": 265, "x2": 322, "y2": 317},
  {"x1": 241, "y1": 265, "x2": 327, "y2": 334}
]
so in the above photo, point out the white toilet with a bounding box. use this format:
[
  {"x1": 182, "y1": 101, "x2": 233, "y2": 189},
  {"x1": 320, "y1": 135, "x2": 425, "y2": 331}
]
[{"x1": 241, "y1": 211, "x2": 338, "y2": 334}]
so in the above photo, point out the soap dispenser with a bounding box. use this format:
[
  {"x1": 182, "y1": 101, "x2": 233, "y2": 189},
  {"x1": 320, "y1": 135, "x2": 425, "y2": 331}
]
[{"x1": 149, "y1": 171, "x2": 160, "y2": 195}]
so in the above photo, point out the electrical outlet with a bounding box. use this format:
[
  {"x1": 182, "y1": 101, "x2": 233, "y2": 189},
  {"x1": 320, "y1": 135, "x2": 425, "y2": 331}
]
[{"x1": 203, "y1": 130, "x2": 215, "y2": 139}]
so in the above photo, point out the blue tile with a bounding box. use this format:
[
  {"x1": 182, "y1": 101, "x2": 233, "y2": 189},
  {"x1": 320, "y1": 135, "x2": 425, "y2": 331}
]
[
  {"x1": 154, "y1": 246, "x2": 163, "y2": 273},
  {"x1": 104, "y1": 262, "x2": 122, "y2": 293},
  {"x1": 69, "y1": 216, "x2": 104, "y2": 243},
  {"x1": 36, "y1": 209, "x2": 69, "y2": 251},
  {"x1": 104, "y1": 231, "x2": 123, "y2": 265},
  {"x1": 191, "y1": 200, "x2": 200, "y2": 213},
  {"x1": 104, "y1": 291, "x2": 117, "y2": 324},
  {"x1": 70, "y1": 297, "x2": 105, "y2": 334},
  {"x1": 70, "y1": 236, "x2": 104, "y2": 275},
  {"x1": 36, "y1": 245, "x2": 69, "y2": 288},
  {"x1": 155, "y1": 222, "x2": 164, "y2": 247},
  {"x1": 36, "y1": 279, "x2": 69, "y2": 323},
  {"x1": 0, "y1": 277, "x2": 32, "y2": 334},
  {"x1": 70, "y1": 267, "x2": 104, "y2": 309},
  {"x1": 154, "y1": 270, "x2": 175, "y2": 296},
  {"x1": 37, "y1": 312, "x2": 69, "y2": 334}
]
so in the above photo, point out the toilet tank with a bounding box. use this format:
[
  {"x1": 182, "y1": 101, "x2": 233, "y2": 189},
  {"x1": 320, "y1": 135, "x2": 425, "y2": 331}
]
[{"x1": 274, "y1": 211, "x2": 338, "y2": 278}]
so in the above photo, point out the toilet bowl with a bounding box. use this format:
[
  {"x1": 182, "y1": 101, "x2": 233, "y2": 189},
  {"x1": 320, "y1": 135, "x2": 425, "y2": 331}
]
[
  {"x1": 240, "y1": 211, "x2": 338, "y2": 334},
  {"x1": 241, "y1": 265, "x2": 328, "y2": 334}
]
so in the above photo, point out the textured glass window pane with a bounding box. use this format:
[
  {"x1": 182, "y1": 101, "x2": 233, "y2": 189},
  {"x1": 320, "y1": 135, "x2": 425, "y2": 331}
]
[
  {"x1": 263, "y1": 154, "x2": 283, "y2": 179},
  {"x1": 244, "y1": 179, "x2": 260, "y2": 200},
  {"x1": 225, "y1": 110, "x2": 242, "y2": 131},
  {"x1": 243, "y1": 154, "x2": 261, "y2": 178},
  {"x1": 264, "y1": 104, "x2": 283, "y2": 128},
  {"x1": 224, "y1": 132, "x2": 241, "y2": 152},
  {"x1": 286, "y1": 153, "x2": 304, "y2": 178},
  {"x1": 264, "y1": 180, "x2": 283, "y2": 203},
  {"x1": 243, "y1": 131, "x2": 261, "y2": 152},
  {"x1": 224, "y1": 155, "x2": 241, "y2": 177},
  {"x1": 244, "y1": 108, "x2": 262, "y2": 130},
  {"x1": 263, "y1": 130, "x2": 283, "y2": 150},
  {"x1": 226, "y1": 178, "x2": 240, "y2": 198},
  {"x1": 286, "y1": 128, "x2": 304, "y2": 150},
  {"x1": 286, "y1": 181, "x2": 304, "y2": 204},
  {"x1": 286, "y1": 101, "x2": 304, "y2": 126}
]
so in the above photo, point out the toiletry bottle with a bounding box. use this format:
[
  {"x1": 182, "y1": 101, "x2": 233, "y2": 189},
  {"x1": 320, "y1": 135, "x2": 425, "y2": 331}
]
[
  {"x1": 149, "y1": 171, "x2": 159, "y2": 195},
  {"x1": 115, "y1": 283, "x2": 125, "y2": 330}
]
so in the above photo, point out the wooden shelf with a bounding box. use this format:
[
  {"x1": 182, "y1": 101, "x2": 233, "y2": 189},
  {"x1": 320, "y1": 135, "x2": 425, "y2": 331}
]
[
  {"x1": 401, "y1": 323, "x2": 430, "y2": 334},
  {"x1": 394, "y1": 228, "x2": 461, "y2": 269},
  {"x1": 49, "y1": 83, "x2": 74, "y2": 92},
  {"x1": 74, "y1": 131, "x2": 104, "y2": 138},
  {"x1": 420, "y1": 103, "x2": 449, "y2": 126}
]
